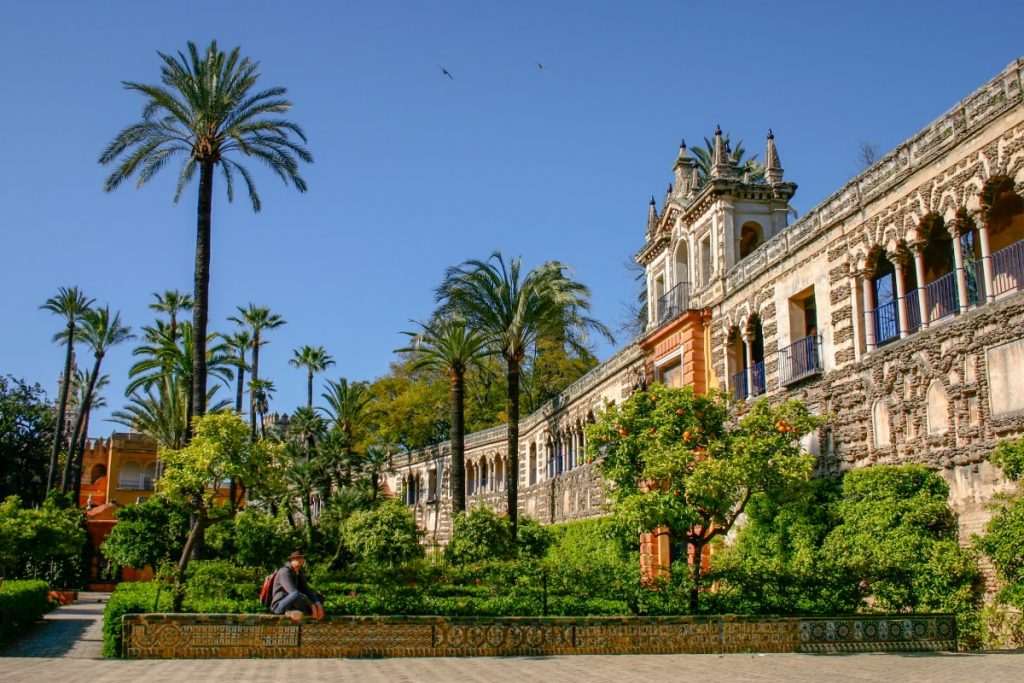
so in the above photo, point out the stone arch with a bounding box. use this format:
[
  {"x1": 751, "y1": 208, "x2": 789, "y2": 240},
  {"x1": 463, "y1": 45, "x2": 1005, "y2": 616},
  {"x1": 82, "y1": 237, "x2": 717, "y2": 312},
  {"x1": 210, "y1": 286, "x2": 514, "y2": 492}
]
[
  {"x1": 739, "y1": 221, "x2": 764, "y2": 260},
  {"x1": 872, "y1": 399, "x2": 892, "y2": 449},
  {"x1": 926, "y1": 380, "x2": 950, "y2": 436},
  {"x1": 119, "y1": 460, "x2": 141, "y2": 488},
  {"x1": 673, "y1": 239, "x2": 690, "y2": 288},
  {"x1": 89, "y1": 463, "x2": 107, "y2": 484}
]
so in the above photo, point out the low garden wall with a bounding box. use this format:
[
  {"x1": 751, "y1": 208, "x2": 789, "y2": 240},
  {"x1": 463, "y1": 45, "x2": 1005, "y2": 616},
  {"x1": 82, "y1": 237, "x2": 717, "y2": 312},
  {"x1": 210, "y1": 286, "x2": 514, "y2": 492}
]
[{"x1": 122, "y1": 613, "x2": 957, "y2": 658}]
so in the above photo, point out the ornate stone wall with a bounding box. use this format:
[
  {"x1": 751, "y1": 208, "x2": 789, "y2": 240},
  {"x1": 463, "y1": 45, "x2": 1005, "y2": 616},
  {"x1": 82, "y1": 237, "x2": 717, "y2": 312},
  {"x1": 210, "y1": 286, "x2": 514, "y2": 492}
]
[{"x1": 122, "y1": 613, "x2": 957, "y2": 658}]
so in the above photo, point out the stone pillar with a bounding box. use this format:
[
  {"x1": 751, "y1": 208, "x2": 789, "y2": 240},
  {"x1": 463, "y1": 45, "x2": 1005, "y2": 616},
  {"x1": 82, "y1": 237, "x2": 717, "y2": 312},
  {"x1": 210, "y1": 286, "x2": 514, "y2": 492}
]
[
  {"x1": 861, "y1": 275, "x2": 876, "y2": 350},
  {"x1": 893, "y1": 253, "x2": 909, "y2": 339},
  {"x1": 951, "y1": 227, "x2": 970, "y2": 313},
  {"x1": 979, "y1": 223, "x2": 995, "y2": 302},
  {"x1": 743, "y1": 331, "x2": 754, "y2": 399},
  {"x1": 912, "y1": 246, "x2": 930, "y2": 330},
  {"x1": 848, "y1": 272, "x2": 863, "y2": 362}
]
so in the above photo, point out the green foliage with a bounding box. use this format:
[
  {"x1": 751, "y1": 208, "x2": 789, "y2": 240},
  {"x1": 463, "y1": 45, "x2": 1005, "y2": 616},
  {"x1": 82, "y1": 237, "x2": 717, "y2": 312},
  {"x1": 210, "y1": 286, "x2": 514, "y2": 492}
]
[
  {"x1": 516, "y1": 516, "x2": 553, "y2": 559},
  {"x1": 182, "y1": 560, "x2": 263, "y2": 613},
  {"x1": 823, "y1": 465, "x2": 981, "y2": 617},
  {"x1": 714, "y1": 478, "x2": 857, "y2": 614},
  {"x1": 0, "y1": 376, "x2": 55, "y2": 506},
  {"x1": 102, "y1": 581, "x2": 173, "y2": 658},
  {"x1": 205, "y1": 510, "x2": 300, "y2": 572},
  {"x1": 990, "y1": 438, "x2": 1024, "y2": 481},
  {"x1": 446, "y1": 507, "x2": 514, "y2": 564},
  {"x1": 101, "y1": 497, "x2": 190, "y2": 570},
  {"x1": 341, "y1": 498, "x2": 424, "y2": 566},
  {"x1": 0, "y1": 495, "x2": 86, "y2": 586},
  {"x1": 975, "y1": 442, "x2": 1024, "y2": 612},
  {"x1": 0, "y1": 580, "x2": 51, "y2": 646}
]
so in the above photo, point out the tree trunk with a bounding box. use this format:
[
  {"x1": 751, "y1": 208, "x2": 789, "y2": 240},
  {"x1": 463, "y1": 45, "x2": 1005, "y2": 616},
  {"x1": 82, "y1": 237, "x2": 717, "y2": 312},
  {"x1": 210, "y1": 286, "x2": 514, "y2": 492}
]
[
  {"x1": 63, "y1": 354, "x2": 102, "y2": 492},
  {"x1": 72, "y1": 412, "x2": 90, "y2": 505},
  {"x1": 190, "y1": 160, "x2": 215, "y2": 441},
  {"x1": 450, "y1": 370, "x2": 466, "y2": 514},
  {"x1": 689, "y1": 536, "x2": 704, "y2": 613},
  {"x1": 307, "y1": 370, "x2": 313, "y2": 410},
  {"x1": 506, "y1": 358, "x2": 521, "y2": 540},
  {"x1": 249, "y1": 338, "x2": 260, "y2": 440},
  {"x1": 47, "y1": 322, "x2": 75, "y2": 494},
  {"x1": 235, "y1": 361, "x2": 245, "y2": 415},
  {"x1": 174, "y1": 508, "x2": 207, "y2": 612}
]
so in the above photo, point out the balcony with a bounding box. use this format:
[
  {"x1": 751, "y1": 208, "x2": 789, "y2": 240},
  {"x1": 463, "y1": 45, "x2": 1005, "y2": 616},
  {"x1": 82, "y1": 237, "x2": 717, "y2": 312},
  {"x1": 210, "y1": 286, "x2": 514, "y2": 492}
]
[
  {"x1": 779, "y1": 335, "x2": 823, "y2": 387},
  {"x1": 656, "y1": 282, "x2": 689, "y2": 326},
  {"x1": 872, "y1": 299, "x2": 900, "y2": 345},
  {"x1": 731, "y1": 361, "x2": 766, "y2": 399},
  {"x1": 991, "y1": 239, "x2": 1024, "y2": 298},
  {"x1": 924, "y1": 270, "x2": 959, "y2": 323},
  {"x1": 118, "y1": 476, "x2": 154, "y2": 491}
]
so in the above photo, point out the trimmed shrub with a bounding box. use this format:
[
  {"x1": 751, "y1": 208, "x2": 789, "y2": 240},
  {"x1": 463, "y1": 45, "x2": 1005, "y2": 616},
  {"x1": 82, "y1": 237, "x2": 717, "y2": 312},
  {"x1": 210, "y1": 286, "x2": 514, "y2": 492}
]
[
  {"x1": 182, "y1": 560, "x2": 263, "y2": 613},
  {"x1": 445, "y1": 507, "x2": 514, "y2": 564},
  {"x1": 102, "y1": 582, "x2": 173, "y2": 658},
  {"x1": 205, "y1": 510, "x2": 299, "y2": 572},
  {"x1": 342, "y1": 499, "x2": 423, "y2": 566},
  {"x1": 0, "y1": 579, "x2": 51, "y2": 645}
]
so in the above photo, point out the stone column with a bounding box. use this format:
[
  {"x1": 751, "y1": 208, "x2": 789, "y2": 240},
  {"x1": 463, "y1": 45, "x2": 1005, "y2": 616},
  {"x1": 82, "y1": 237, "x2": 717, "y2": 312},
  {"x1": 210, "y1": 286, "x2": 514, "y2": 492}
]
[
  {"x1": 848, "y1": 272, "x2": 863, "y2": 362},
  {"x1": 979, "y1": 223, "x2": 995, "y2": 302},
  {"x1": 861, "y1": 275, "x2": 876, "y2": 350},
  {"x1": 892, "y1": 252, "x2": 910, "y2": 338},
  {"x1": 743, "y1": 330, "x2": 754, "y2": 399},
  {"x1": 912, "y1": 245, "x2": 930, "y2": 330},
  {"x1": 951, "y1": 227, "x2": 970, "y2": 313}
]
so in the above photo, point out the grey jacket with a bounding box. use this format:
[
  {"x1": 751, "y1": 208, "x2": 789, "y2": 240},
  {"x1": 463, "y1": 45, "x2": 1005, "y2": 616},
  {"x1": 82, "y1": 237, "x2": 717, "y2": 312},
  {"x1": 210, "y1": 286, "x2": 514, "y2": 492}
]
[{"x1": 269, "y1": 563, "x2": 324, "y2": 612}]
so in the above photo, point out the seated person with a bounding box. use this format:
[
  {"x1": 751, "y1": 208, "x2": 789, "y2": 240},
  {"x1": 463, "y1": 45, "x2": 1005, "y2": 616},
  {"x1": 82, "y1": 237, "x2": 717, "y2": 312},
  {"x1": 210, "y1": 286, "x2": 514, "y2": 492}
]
[{"x1": 270, "y1": 549, "x2": 326, "y2": 620}]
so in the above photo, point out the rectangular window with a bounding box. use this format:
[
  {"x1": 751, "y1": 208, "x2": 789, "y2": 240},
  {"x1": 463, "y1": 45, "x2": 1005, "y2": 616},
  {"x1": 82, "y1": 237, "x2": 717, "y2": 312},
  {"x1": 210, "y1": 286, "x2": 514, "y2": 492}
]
[{"x1": 700, "y1": 236, "x2": 712, "y2": 287}]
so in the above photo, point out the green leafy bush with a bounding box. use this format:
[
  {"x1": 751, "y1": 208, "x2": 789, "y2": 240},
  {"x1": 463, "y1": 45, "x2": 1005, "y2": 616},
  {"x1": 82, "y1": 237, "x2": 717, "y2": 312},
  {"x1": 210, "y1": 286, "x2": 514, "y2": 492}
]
[
  {"x1": 0, "y1": 495, "x2": 86, "y2": 586},
  {"x1": 516, "y1": 516, "x2": 552, "y2": 559},
  {"x1": 101, "y1": 496, "x2": 190, "y2": 571},
  {"x1": 205, "y1": 510, "x2": 299, "y2": 571},
  {"x1": 445, "y1": 507, "x2": 514, "y2": 564},
  {"x1": 182, "y1": 560, "x2": 263, "y2": 613},
  {"x1": 102, "y1": 581, "x2": 173, "y2": 658},
  {"x1": 0, "y1": 579, "x2": 51, "y2": 645},
  {"x1": 342, "y1": 499, "x2": 423, "y2": 566}
]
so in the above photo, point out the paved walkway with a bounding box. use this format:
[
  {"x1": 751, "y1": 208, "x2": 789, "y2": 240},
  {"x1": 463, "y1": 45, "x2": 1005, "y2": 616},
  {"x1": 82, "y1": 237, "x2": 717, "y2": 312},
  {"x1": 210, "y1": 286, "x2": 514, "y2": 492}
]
[{"x1": 3, "y1": 594, "x2": 1024, "y2": 682}]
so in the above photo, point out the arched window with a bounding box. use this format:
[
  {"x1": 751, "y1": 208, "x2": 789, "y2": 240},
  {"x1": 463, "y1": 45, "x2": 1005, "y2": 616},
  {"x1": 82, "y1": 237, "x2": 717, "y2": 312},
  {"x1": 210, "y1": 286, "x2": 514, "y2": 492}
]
[
  {"x1": 674, "y1": 241, "x2": 689, "y2": 289},
  {"x1": 872, "y1": 399, "x2": 891, "y2": 449},
  {"x1": 739, "y1": 222, "x2": 764, "y2": 260},
  {"x1": 869, "y1": 249, "x2": 900, "y2": 344},
  {"x1": 926, "y1": 380, "x2": 950, "y2": 435},
  {"x1": 529, "y1": 443, "x2": 537, "y2": 486},
  {"x1": 919, "y1": 213, "x2": 958, "y2": 321},
  {"x1": 89, "y1": 463, "x2": 107, "y2": 484},
  {"x1": 980, "y1": 175, "x2": 1024, "y2": 297},
  {"x1": 119, "y1": 461, "x2": 141, "y2": 490},
  {"x1": 143, "y1": 463, "x2": 157, "y2": 490}
]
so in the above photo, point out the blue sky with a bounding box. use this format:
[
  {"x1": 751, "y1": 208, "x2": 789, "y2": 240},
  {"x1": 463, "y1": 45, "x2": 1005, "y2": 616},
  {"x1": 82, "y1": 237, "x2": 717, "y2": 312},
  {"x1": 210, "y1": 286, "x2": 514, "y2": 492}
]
[{"x1": 2, "y1": 1, "x2": 1022, "y2": 431}]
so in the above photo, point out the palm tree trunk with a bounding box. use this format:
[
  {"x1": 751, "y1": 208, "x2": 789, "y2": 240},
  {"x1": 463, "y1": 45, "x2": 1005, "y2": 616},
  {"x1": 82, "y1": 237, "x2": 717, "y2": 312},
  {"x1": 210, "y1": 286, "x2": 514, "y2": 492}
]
[
  {"x1": 63, "y1": 355, "x2": 102, "y2": 491},
  {"x1": 506, "y1": 358, "x2": 521, "y2": 540},
  {"x1": 47, "y1": 322, "x2": 75, "y2": 493},
  {"x1": 235, "y1": 361, "x2": 245, "y2": 414},
  {"x1": 73, "y1": 412, "x2": 91, "y2": 505},
  {"x1": 451, "y1": 370, "x2": 466, "y2": 514},
  {"x1": 307, "y1": 370, "x2": 313, "y2": 410},
  {"x1": 249, "y1": 339, "x2": 260, "y2": 439},
  {"x1": 190, "y1": 159, "x2": 215, "y2": 440}
]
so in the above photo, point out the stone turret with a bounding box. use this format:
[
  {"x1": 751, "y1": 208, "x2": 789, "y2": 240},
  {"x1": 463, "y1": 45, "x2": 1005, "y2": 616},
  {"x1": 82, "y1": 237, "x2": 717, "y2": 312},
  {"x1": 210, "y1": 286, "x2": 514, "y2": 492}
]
[
  {"x1": 673, "y1": 139, "x2": 696, "y2": 196},
  {"x1": 765, "y1": 129, "x2": 784, "y2": 185}
]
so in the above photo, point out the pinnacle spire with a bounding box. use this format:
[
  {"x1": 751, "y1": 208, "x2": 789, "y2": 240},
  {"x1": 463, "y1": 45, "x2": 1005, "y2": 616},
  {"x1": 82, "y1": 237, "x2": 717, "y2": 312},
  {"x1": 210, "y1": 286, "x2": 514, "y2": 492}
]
[
  {"x1": 765, "y1": 128, "x2": 784, "y2": 184},
  {"x1": 646, "y1": 196, "x2": 658, "y2": 237}
]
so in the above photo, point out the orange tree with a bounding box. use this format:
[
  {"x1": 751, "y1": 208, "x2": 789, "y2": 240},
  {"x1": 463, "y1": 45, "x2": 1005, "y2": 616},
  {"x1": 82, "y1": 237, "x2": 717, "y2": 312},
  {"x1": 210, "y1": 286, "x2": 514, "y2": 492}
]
[{"x1": 585, "y1": 384, "x2": 821, "y2": 612}]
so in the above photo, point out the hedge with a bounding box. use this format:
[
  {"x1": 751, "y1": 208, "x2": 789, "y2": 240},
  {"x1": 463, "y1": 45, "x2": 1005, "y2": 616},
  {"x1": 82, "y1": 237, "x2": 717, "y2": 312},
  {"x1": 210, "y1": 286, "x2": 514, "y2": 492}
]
[
  {"x1": 0, "y1": 580, "x2": 51, "y2": 646},
  {"x1": 102, "y1": 581, "x2": 173, "y2": 658}
]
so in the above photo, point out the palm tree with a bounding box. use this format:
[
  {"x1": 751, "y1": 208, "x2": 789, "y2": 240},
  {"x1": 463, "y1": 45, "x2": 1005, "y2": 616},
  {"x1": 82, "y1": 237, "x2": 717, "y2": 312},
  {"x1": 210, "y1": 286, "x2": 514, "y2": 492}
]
[
  {"x1": 437, "y1": 252, "x2": 612, "y2": 538},
  {"x1": 361, "y1": 444, "x2": 394, "y2": 501},
  {"x1": 284, "y1": 453, "x2": 322, "y2": 547},
  {"x1": 100, "y1": 41, "x2": 312, "y2": 434},
  {"x1": 40, "y1": 286, "x2": 94, "y2": 493},
  {"x1": 289, "y1": 345, "x2": 335, "y2": 409},
  {"x1": 127, "y1": 322, "x2": 236, "y2": 428},
  {"x1": 70, "y1": 368, "x2": 109, "y2": 500},
  {"x1": 320, "y1": 378, "x2": 373, "y2": 484},
  {"x1": 149, "y1": 290, "x2": 193, "y2": 342},
  {"x1": 288, "y1": 406, "x2": 325, "y2": 459},
  {"x1": 223, "y1": 331, "x2": 253, "y2": 415},
  {"x1": 399, "y1": 315, "x2": 490, "y2": 513},
  {"x1": 249, "y1": 377, "x2": 276, "y2": 438},
  {"x1": 691, "y1": 131, "x2": 763, "y2": 181},
  {"x1": 63, "y1": 306, "x2": 134, "y2": 493},
  {"x1": 229, "y1": 304, "x2": 286, "y2": 438}
]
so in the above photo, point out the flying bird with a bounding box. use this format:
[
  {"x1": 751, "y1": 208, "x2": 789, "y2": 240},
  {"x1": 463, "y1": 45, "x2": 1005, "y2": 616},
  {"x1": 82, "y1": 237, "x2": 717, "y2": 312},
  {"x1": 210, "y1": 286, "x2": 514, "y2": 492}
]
[
  {"x1": 438, "y1": 66, "x2": 454, "y2": 80},
  {"x1": 536, "y1": 62, "x2": 546, "y2": 70}
]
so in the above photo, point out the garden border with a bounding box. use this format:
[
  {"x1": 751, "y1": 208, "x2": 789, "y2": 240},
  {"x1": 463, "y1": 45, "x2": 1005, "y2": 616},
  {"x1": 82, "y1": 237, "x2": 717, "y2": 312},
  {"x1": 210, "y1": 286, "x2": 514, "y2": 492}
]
[{"x1": 122, "y1": 612, "x2": 957, "y2": 658}]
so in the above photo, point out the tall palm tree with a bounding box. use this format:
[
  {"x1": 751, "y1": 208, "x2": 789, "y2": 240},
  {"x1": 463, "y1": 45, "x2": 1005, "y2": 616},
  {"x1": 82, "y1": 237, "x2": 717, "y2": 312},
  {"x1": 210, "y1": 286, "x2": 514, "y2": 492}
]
[
  {"x1": 149, "y1": 290, "x2": 193, "y2": 342},
  {"x1": 438, "y1": 252, "x2": 612, "y2": 538},
  {"x1": 100, "y1": 41, "x2": 312, "y2": 434},
  {"x1": 399, "y1": 315, "x2": 490, "y2": 513},
  {"x1": 63, "y1": 306, "x2": 134, "y2": 493},
  {"x1": 288, "y1": 406, "x2": 325, "y2": 458},
  {"x1": 70, "y1": 368, "x2": 109, "y2": 500},
  {"x1": 223, "y1": 331, "x2": 253, "y2": 415},
  {"x1": 361, "y1": 444, "x2": 393, "y2": 501},
  {"x1": 40, "y1": 286, "x2": 95, "y2": 493},
  {"x1": 289, "y1": 345, "x2": 335, "y2": 409},
  {"x1": 320, "y1": 378, "x2": 373, "y2": 485},
  {"x1": 249, "y1": 377, "x2": 276, "y2": 438},
  {"x1": 229, "y1": 304, "x2": 286, "y2": 438}
]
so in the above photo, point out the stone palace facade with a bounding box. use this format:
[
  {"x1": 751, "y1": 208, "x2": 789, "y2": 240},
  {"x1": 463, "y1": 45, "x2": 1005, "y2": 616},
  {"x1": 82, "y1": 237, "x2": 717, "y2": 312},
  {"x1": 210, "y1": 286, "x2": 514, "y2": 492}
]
[{"x1": 387, "y1": 58, "x2": 1024, "y2": 547}]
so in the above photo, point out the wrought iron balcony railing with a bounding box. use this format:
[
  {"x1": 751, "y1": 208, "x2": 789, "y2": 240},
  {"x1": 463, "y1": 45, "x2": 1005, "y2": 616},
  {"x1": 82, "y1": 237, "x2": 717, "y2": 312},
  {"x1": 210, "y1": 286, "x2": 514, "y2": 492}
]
[
  {"x1": 779, "y1": 335, "x2": 823, "y2": 387},
  {"x1": 656, "y1": 282, "x2": 689, "y2": 326}
]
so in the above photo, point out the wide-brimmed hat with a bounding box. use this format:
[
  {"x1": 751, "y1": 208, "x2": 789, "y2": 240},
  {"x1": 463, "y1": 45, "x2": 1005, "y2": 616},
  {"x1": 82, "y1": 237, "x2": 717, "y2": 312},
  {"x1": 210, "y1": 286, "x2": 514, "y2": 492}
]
[{"x1": 287, "y1": 549, "x2": 306, "y2": 561}]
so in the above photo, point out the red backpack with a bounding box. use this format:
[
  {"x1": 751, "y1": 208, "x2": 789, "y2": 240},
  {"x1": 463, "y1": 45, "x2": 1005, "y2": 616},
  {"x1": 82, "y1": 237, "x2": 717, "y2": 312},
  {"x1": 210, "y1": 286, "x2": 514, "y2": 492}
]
[{"x1": 259, "y1": 569, "x2": 278, "y2": 610}]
